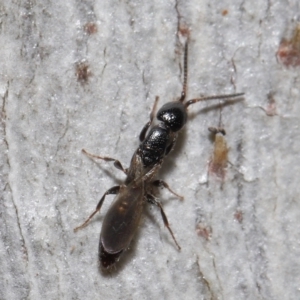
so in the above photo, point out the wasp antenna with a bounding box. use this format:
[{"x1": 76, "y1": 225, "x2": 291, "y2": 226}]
[
  {"x1": 185, "y1": 92, "x2": 244, "y2": 108},
  {"x1": 179, "y1": 42, "x2": 188, "y2": 102}
]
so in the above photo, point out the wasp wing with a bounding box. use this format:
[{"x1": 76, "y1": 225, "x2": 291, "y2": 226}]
[{"x1": 100, "y1": 182, "x2": 144, "y2": 255}]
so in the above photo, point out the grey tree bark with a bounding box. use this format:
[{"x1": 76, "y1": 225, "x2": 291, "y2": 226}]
[{"x1": 0, "y1": 1, "x2": 299, "y2": 299}]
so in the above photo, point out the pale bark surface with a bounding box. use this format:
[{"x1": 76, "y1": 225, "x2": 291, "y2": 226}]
[{"x1": 0, "y1": 1, "x2": 299, "y2": 299}]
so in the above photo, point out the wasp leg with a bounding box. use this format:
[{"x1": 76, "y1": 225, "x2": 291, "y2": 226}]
[
  {"x1": 82, "y1": 149, "x2": 127, "y2": 174},
  {"x1": 134, "y1": 161, "x2": 163, "y2": 184},
  {"x1": 74, "y1": 185, "x2": 120, "y2": 232},
  {"x1": 146, "y1": 194, "x2": 181, "y2": 250},
  {"x1": 165, "y1": 135, "x2": 177, "y2": 155},
  {"x1": 139, "y1": 96, "x2": 159, "y2": 141},
  {"x1": 151, "y1": 180, "x2": 184, "y2": 200}
]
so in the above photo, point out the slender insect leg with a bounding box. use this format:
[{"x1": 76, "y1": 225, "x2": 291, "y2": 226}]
[
  {"x1": 165, "y1": 134, "x2": 177, "y2": 156},
  {"x1": 151, "y1": 180, "x2": 184, "y2": 200},
  {"x1": 146, "y1": 194, "x2": 181, "y2": 250},
  {"x1": 74, "y1": 185, "x2": 120, "y2": 232},
  {"x1": 136, "y1": 160, "x2": 164, "y2": 185},
  {"x1": 139, "y1": 96, "x2": 159, "y2": 142},
  {"x1": 82, "y1": 149, "x2": 127, "y2": 174}
]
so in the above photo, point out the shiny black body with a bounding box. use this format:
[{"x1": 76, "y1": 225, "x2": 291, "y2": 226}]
[
  {"x1": 138, "y1": 101, "x2": 188, "y2": 169},
  {"x1": 138, "y1": 123, "x2": 171, "y2": 167}
]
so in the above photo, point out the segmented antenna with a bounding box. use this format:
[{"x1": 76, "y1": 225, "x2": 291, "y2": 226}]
[
  {"x1": 179, "y1": 42, "x2": 188, "y2": 102},
  {"x1": 179, "y1": 41, "x2": 244, "y2": 106},
  {"x1": 185, "y1": 93, "x2": 244, "y2": 108}
]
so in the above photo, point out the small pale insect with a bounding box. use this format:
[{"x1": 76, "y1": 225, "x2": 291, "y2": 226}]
[{"x1": 208, "y1": 127, "x2": 229, "y2": 180}]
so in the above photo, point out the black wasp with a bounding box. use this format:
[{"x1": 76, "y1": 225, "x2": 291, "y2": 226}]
[{"x1": 74, "y1": 39, "x2": 244, "y2": 269}]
